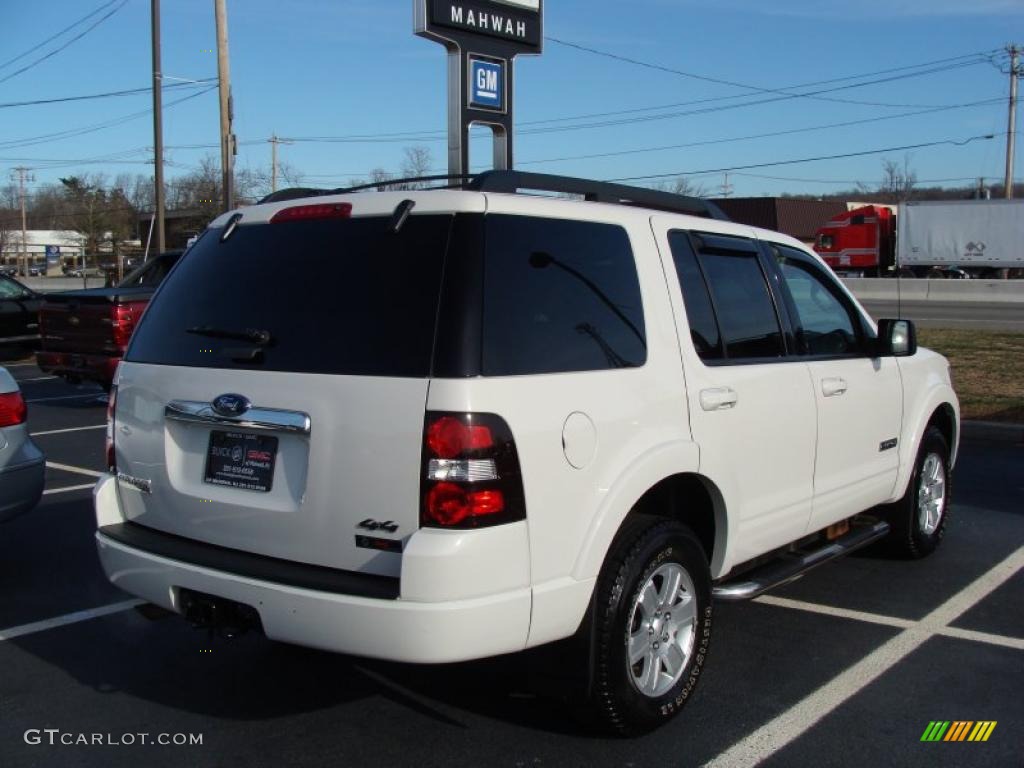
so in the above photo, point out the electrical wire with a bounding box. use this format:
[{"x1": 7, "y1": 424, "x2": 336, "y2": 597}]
[
  {"x1": 0, "y1": 0, "x2": 120, "y2": 71},
  {"x1": 513, "y1": 98, "x2": 1004, "y2": 167},
  {"x1": 605, "y1": 134, "x2": 999, "y2": 183},
  {"x1": 547, "y1": 37, "x2": 996, "y2": 109},
  {"x1": 0, "y1": 79, "x2": 216, "y2": 109},
  {"x1": 0, "y1": 1, "x2": 129, "y2": 85},
  {"x1": 0, "y1": 87, "x2": 218, "y2": 151}
]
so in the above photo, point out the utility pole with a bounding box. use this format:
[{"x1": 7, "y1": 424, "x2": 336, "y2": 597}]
[
  {"x1": 719, "y1": 172, "x2": 733, "y2": 199},
  {"x1": 151, "y1": 0, "x2": 166, "y2": 254},
  {"x1": 268, "y1": 134, "x2": 293, "y2": 193},
  {"x1": 215, "y1": 0, "x2": 235, "y2": 211},
  {"x1": 1004, "y1": 44, "x2": 1019, "y2": 200},
  {"x1": 13, "y1": 167, "x2": 33, "y2": 276}
]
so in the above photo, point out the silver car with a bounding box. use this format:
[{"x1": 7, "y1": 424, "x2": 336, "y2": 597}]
[{"x1": 0, "y1": 366, "x2": 44, "y2": 523}]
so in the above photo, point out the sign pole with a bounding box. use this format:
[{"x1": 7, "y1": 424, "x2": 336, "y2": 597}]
[{"x1": 416, "y1": 1, "x2": 543, "y2": 182}]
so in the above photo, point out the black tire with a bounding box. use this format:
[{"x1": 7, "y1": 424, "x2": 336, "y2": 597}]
[
  {"x1": 881, "y1": 426, "x2": 951, "y2": 559},
  {"x1": 590, "y1": 517, "x2": 712, "y2": 736}
]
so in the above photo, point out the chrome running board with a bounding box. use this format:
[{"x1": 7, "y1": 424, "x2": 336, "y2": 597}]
[{"x1": 712, "y1": 520, "x2": 890, "y2": 602}]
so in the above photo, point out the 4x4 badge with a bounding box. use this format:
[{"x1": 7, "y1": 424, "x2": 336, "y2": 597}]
[
  {"x1": 212, "y1": 393, "x2": 250, "y2": 417},
  {"x1": 357, "y1": 519, "x2": 399, "y2": 534}
]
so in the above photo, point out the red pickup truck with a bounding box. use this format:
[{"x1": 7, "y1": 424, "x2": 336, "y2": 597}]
[{"x1": 36, "y1": 252, "x2": 182, "y2": 389}]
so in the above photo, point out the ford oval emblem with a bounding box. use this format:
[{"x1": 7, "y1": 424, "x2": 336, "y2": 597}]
[{"x1": 212, "y1": 393, "x2": 250, "y2": 417}]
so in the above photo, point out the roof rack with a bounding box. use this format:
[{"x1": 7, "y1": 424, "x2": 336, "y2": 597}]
[
  {"x1": 259, "y1": 187, "x2": 334, "y2": 204},
  {"x1": 259, "y1": 170, "x2": 728, "y2": 221},
  {"x1": 468, "y1": 171, "x2": 729, "y2": 221}
]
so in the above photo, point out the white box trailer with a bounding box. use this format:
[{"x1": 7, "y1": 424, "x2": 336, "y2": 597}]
[{"x1": 898, "y1": 199, "x2": 1024, "y2": 272}]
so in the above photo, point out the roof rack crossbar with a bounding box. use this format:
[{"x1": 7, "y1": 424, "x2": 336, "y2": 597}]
[{"x1": 468, "y1": 171, "x2": 729, "y2": 221}]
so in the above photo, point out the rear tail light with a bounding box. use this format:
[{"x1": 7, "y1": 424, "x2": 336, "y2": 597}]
[
  {"x1": 0, "y1": 391, "x2": 27, "y2": 428},
  {"x1": 270, "y1": 202, "x2": 352, "y2": 224},
  {"x1": 420, "y1": 412, "x2": 525, "y2": 529},
  {"x1": 111, "y1": 301, "x2": 149, "y2": 349},
  {"x1": 105, "y1": 384, "x2": 117, "y2": 472}
]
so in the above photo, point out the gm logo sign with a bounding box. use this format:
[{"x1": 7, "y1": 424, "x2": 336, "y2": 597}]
[{"x1": 469, "y1": 56, "x2": 505, "y2": 112}]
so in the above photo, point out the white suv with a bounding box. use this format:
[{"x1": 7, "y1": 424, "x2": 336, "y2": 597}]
[{"x1": 95, "y1": 172, "x2": 958, "y2": 734}]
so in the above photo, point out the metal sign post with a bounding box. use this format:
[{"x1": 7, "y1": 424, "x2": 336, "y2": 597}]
[{"x1": 415, "y1": 0, "x2": 543, "y2": 180}]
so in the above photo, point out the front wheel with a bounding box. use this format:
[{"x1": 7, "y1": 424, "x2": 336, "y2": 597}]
[
  {"x1": 881, "y1": 426, "x2": 951, "y2": 558},
  {"x1": 590, "y1": 518, "x2": 713, "y2": 735}
]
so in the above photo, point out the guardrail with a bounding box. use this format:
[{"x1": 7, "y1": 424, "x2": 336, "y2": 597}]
[{"x1": 842, "y1": 278, "x2": 1024, "y2": 303}]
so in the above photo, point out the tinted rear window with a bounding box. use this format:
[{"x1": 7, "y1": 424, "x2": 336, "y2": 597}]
[
  {"x1": 126, "y1": 215, "x2": 452, "y2": 377},
  {"x1": 481, "y1": 215, "x2": 646, "y2": 376}
]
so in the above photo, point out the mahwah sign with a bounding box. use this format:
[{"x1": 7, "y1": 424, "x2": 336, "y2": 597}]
[{"x1": 418, "y1": 0, "x2": 543, "y2": 54}]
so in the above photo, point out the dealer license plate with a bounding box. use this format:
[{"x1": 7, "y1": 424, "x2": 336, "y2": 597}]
[{"x1": 203, "y1": 431, "x2": 278, "y2": 493}]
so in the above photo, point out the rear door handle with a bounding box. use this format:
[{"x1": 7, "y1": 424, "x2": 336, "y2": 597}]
[
  {"x1": 700, "y1": 387, "x2": 738, "y2": 411},
  {"x1": 821, "y1": 377, "x2": 848, "y2": 397}
]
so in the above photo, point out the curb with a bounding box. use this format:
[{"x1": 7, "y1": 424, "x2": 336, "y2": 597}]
[{"x1": 961, "y1": 420, "x2": 1024, "y2": 444}]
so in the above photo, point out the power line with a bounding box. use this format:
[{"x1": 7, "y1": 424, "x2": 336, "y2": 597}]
[
  {"x1": 547, "y1": 37, "x2": 997, "y2": 110},
  {"x1": 606, "y1": 134, "x2": 999, "y2": 183},
  {"x1": 210, "y1": 48, "x2": 1006, "y2": 146},
  {"x1": 0, "y1": 79, "x2": 216, "y2": 109},
  {"x1": 524, "y1": 48, "x2": 1008, "y2": 127},
  {"x1": 0, "y1": 1, "x2": 129, "y2": 85},
  {"x1": 0, "y1": 87, "x2": 217, "y2": 151},
  {"x1": 281, "y1": 98, "x2": 1004, "y2": 180},
  {"x1": 731, "y1": 171, "x2": 1000, "y2": 186},
  {"x1": 0, "y1": 0, "x2": 119, "y2": 71},
  {"x1": 514, "y1": 98, "x2": 1003, "y2": 167}
]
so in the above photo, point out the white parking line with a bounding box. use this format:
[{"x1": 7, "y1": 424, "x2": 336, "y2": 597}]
[
  {"x1": 757, "y1": 594, "x2": 1024, "y2": 650},
  {"x1": 0, "y1": 600, "x2": 144, "y2": 642},
  {"x1": 1, "y1": 361, "x2": 37, "y2": 368},
  {"x1": 46, "y1": 461, "x2": 104, "y2": 479},
  {"x1": 31, "y1": 424, "x2": 106, "y2": 437},
  {"x1": 42, "y1": 483, "x2": 96, "y2": 496},
  {"x1": 705, "y1": 545, "x2": 1024, "y2": 768},
  {"x1": 26, "y1": 393, "x2": 103, "y2": 404}
]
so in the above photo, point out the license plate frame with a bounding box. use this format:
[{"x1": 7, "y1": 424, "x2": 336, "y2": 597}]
[{"x1": 203, "y1": 430, "x2": 278, "y2": 493}]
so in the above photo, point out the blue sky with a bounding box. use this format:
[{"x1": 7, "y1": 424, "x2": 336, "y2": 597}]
[{"x1": 1, "y1": 0, "x2": 1021, "y2": 199}]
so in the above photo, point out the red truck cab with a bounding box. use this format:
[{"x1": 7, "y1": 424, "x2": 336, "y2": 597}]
[
  {"x1": 36, "y1": 252, "x2": 182, "y2": 389},
  {"x1": 815, "y1": 205, "x2": 896, "y2": 277}
]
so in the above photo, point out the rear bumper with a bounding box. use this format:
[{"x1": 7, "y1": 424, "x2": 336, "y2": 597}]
[
  {"x1": 93, "y1": 475, "x2": 532, "y2": 663},
  {"x1": 0, "y1": 453, "x2": 45, "y2": 524},
  {"x1": 36, "y1": 350, "x2": 119, "y2": 386}
]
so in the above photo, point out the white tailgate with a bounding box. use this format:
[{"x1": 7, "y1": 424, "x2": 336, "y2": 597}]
[{"x1": 112, "y1": 363, "x2": 427, "y2": 577}]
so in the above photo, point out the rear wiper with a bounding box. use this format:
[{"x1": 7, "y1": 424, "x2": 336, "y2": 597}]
[{"x1": 186, "y1": 325, "x2": 273, "y2": 346}]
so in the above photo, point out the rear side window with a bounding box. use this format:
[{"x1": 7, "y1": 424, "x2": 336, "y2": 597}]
[
  {"x1": 699, "y1": 250, "x2": 785, "y2": 360},
  {"x1": 126, "y1": 215, "x2": 452, "y2": 377},
  {"x1": 669, "y1": 232, "x2": 785, "y2": 362},
  {"x1": 667, "y1": 232, "x2": 723, "y2": 360},
  {"x1": 481, "y1": 215, "x2": 646, "y2": 376}
]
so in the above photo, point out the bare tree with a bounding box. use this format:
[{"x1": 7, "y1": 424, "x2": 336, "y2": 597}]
[
  {"x1": 398, "y1": 146, "x2": 434, "y2": 188},
  {"x1": 369, "y1": 168, "x2": 394, "y2": 192},
  {"x1": 880, "y1": 155, "x2": 917, "y2": 203},
  {"x1": 0, "y1": 183, "x2": 17, "y2": 266},
  {"x1": 653, "y1": 176, "x2": 706, "y2": 197}
]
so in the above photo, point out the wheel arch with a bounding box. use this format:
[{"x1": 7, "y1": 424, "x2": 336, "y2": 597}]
[
  {"x1": 572, "y1": 440, "x2": 730, "y2": 583},
  {"x1": 893, "y1": 382, "x2": 960, "y2": 501}
]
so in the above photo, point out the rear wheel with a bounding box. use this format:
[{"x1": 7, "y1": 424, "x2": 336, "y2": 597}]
[
  {"x1": 882, "y1": 426, "x2": 951, "y2": 558},
  {"x1": 589, "y1": 517, "x2": 712, "y2": 735}
]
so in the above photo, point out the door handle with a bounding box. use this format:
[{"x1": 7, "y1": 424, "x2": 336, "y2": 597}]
[
  {"x1": 821, "y1": 377, "x2": 848, "y2": 397},
  {"x1": 700, "y1": 387, "x2": 738, "y2": 411}
]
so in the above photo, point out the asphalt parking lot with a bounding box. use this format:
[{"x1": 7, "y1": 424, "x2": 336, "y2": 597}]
[{"x1": 1, "y1": 354, "x2": 1021, "y2": 768}]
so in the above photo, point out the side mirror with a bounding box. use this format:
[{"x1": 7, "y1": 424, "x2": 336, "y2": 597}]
[{"x1": 876, "y1": 319, "x2": 917, "y2": 357}]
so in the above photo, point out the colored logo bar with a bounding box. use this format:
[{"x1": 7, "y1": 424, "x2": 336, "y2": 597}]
[{"x1": 921, "y1": 721, "x2": 997, "y2": 742}]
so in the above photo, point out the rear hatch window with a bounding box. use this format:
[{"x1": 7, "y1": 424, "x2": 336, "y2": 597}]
[{"x1": 126, "y1": 215, "x2": 453, "y2": 377}]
